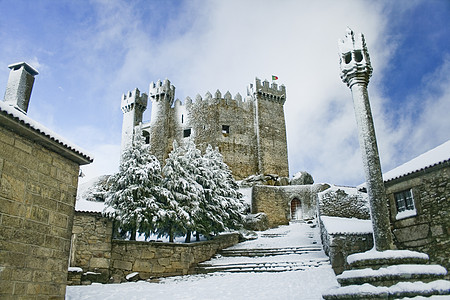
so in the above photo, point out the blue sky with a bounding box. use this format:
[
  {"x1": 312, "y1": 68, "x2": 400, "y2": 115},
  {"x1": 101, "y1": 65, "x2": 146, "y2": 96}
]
[{"x1": 1, "y1": 0, "x2": 449, "y2": 186}]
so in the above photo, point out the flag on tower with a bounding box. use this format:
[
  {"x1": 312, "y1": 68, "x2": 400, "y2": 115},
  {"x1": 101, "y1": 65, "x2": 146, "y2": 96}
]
[{"x1": 272, "y1": 75, "x2": 278, "y2": 80}]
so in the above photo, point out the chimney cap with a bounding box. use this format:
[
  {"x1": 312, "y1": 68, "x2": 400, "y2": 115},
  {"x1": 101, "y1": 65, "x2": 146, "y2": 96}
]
[{"x1": 8, "y1": 62, "x2": 39, "y2": 76}]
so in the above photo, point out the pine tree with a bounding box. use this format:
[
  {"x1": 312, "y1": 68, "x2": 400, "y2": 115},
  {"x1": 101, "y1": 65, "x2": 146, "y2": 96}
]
[
  {"x1": 203, "y1": 145, "x2": 246, "y2": 233},
  {"x1": 105, "y1": 126, "x2": 164, "y2": 240},
  {"x1": 161, "y1": 140, "x2": 205, "y2": 242}
]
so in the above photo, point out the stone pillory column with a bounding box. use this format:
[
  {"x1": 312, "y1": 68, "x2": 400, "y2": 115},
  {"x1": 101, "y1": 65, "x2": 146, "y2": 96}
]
[{"x1": 338, "y1": 28, "x2": 392, "y2": 251}]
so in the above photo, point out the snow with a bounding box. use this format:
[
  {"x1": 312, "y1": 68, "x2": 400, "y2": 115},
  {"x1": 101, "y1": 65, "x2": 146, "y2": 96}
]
[
  {"x1": 396, "y1": 208, "x2": 417, "y2": 220},
  {"x1": 66, "y1": 222, "x2": 339, "y2": 299},
  {"x1": 325, "y1": 280, "x2": 450, "y2": 298},
  {"x1": 338, "y1": 264, "x2": 447, "y2": 280},
  {"x1": 238, "y1": 187, "x2": 252, "y2": 207},
  {"x1": 68, "y1": 267, "x2": 83, "y2": 273},
  {"x1": 346, "y1": 249, "x2": 429, "y2": 265},
  {"x1": 0, "y1": 100, "x2": 93, "y2": 161},
  {"x1": 384, "y1": 139, "x2": 450, "y2": 182},
  {"x1": 320, "y1": 216, "x2": 373, "y2": 234},
  {"x1": 126, "y1": 272, "x2": 139, "y2": 280}
]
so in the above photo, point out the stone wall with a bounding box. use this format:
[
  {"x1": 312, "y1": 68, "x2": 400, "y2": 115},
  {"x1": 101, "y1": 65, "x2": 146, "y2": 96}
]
[
  {"x1": 70, "y1": 211, "x2": 113, "y2": 283},
  {"x1": 0, "y1": 126, "x2": 81, "y2": 299},
  {"x1": 69, "y1": 212, "x2": 240, "y2": 284},
  {"x1": 385, "y1": 163, "x2": 450, "y2": 271},
  {"x1": 252, "y1": 184, "x2": 329, "y2": 227},
  {"x1": 110, "y1": 233, "x2": 239, "y2": 282},
  {"x1": 319, "y1": 217, "x2": 373, "y2": 274}
]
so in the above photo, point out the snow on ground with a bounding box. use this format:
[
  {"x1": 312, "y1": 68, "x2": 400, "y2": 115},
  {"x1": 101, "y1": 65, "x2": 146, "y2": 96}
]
[
  {"x1": 320, "y1": 216, "x2": 372, "y2": 235},
  {"x1": 66, "y1": 222, "x2": 339, "y2": 300}
]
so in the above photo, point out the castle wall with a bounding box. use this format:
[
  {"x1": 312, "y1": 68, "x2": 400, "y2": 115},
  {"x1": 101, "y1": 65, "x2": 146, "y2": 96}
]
[
  {"x1": 0, "y1": 126, "x2": 81, "y2": 299},
  {"x1": 130, "y1": 78, "x2": 289, "y2": 180},
  {"x1": 251, "y1": 184, "x2": 328, "y2": 227}
]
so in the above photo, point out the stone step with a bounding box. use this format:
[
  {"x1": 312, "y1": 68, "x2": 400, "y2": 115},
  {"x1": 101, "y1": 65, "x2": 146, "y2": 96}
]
[
  {"x1": 347, "y1": 250, "x2": 430, "y2": 270},
  {"x1": 337, "y1": 264, "x2": 448, "y2": 287},
  {"x1": 322, "y1": 280, "x2": 450, "y2": 300},
  {"x1": 219, "y1": 246, "x2": 322, "y2": 257},
  {"x1": 196, "y1": 258, "x2": 330, "y2": 274}
]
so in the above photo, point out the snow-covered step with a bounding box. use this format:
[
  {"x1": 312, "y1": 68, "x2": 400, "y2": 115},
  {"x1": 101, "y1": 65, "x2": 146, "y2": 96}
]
[
  {"x1": 196, "y1": 258, "x2": 330, "y2": 274},
  {"x1": 219, "y1": 246, "x2": 322, "y2": 257},
  {"x1": 347, "y1": 249, "x2": 430, "y2": 270},
  {"x1": 322, "y1": 280, "x2": 450, "y2": 300},
  {"x1": 337, "y1": 264, "x2": 448, "y2": 287}
]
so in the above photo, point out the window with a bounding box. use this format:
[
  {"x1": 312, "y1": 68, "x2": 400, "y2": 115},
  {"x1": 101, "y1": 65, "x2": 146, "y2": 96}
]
[
  {"x1": 222, "y1": 125, "x2": 230, "y2": 136},
  {"x1": 181, "y1": 114, "x2": 184, "y2": 124},
  {"x1": 183, "y1": 128, "x2": 191, "y2": 138},
  {"x1": 394, "y1": 189, "x2": 416, "y2": 220},
  {"x1": 143, "y1": 131, "x2": 150, "y2": 144}
]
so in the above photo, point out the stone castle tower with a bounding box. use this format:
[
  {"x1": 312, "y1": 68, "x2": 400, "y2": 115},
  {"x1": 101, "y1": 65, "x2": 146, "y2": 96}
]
[{"x1": 120, "y1": 78, "x2": 289, "y2": 180}]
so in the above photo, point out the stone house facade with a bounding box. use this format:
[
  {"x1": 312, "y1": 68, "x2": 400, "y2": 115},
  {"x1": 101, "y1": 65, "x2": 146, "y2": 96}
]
[
  {"x1": 383, "y1": 140, "x2": 450, "y2": 272},
  {"x1": 0, "y1": 62, "x2": 92, "y2": 299},
  {"x1": 121, "y1": 78, "x2": 289, "y2": 180}
]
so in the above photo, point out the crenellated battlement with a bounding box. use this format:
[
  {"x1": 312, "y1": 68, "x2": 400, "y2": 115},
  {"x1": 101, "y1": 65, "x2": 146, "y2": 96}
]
[
  {"x1": 149, "y1": 79, "x2": 176, "y2": 102},
  {"x1": 247, "y1": 77, "x2": 286, "y2": 104},
  {"x1": 121, "y1": 88, "x2": 148, "y2": 113},
  {"x1": 120, "y1": 76, "x2": 289, "y2": 179}
]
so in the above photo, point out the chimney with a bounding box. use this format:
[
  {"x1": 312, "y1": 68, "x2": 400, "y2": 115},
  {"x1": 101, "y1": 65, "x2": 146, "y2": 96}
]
[{"x1": 4, "y1": 62, "x2": 39, "y2": 114}]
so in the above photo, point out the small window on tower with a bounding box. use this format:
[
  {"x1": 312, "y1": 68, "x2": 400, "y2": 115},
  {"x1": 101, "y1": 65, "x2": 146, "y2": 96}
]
[
  {"x1": 181, "y1": 114, "x2": 184, "y2": 124},
  {"x1": 143, "y1": 131, "x2": 150, "y2": 144},
  {"x1": 183, "y1": 128, "x2": 191, "y2": 138},
  {"x1": 222, "y1": 125, "x2": 230, "y2": 136}
]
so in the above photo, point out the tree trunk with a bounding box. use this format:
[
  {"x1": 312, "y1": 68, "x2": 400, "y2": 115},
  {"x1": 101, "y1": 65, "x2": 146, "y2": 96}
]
[
  {"x1": 130, "y1": 227, "x2": 137, "y2": 241},
  {"x1": 185, "y1": 231, "x2": 191, "y2": 243},
  {"x1": 196, "y1": 232, "x2": 200, "y2": 241}
]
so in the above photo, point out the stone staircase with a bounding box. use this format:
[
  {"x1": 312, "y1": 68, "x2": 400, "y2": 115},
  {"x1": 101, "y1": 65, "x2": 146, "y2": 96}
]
[
  {"x1": 322, "y1": 250, "x2": 450, "y2": 299},
  {"x1": 194, "y1": 222, "x2": 332, "y2": 275}
]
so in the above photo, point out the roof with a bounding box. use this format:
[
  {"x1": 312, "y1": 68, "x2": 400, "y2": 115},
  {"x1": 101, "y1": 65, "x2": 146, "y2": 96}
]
[
  {"x1": 0, "y1": 101, "x2": 93, "y2": 165},
  {"x1": 383, "y1": 140, "x2": 450, "y2": 182}
]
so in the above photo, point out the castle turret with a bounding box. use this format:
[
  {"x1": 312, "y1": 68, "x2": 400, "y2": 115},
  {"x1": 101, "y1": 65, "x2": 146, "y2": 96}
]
[
  {"x1": 4, "y1": 62, "x2": 39, "y2": 114},
  {"x1": 120, "y1": 88, "x2": 148, "y2": 155},
  {"x1": 248, "y1": 78, "x2": 288, "y2": 177},
  {"x1": 149, "y1": 79, "x2": 175, "y2": 163}
]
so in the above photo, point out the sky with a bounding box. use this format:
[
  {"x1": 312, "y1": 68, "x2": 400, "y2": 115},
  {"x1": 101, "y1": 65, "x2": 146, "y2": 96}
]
[{"x1": 0, "y1": 0, "x2": 449, "y2": 186}]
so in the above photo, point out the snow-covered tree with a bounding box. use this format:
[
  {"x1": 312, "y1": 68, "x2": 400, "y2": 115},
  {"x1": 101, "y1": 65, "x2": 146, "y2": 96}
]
[
  {"x1": 202, "y1": 145, "x2": 246, "y2": 233},
  {"x1": 161, "y1": 140, "x2": 204, "y2": 242},
  {"x1": 105, "y1": 126, "x2": 165, "y2": 240}
]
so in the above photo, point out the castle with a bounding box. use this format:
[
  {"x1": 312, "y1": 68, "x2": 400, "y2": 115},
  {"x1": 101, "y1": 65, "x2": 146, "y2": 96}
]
[{"x1": 121, "y1": 78, "x2": 289, "y2": 180}]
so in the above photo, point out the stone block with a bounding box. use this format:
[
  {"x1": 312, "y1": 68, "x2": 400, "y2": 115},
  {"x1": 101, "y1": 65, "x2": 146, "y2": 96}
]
[
  {"x1": 90, "y1": 257, "x2": 110, "y2": 269},
  {"x1": 113, "y1": 260, "x2": 132, "y2": 271},
  {"x1": 431, "y1": 225, "x2": 444, "y2": 237},
  {"x1": 393, "y1": 224, "x2": 429, "y2": 243},
  {"x1": 158, "y1": 257, "x2": 170, "y2": 266},
  {"x1": 132, "y1": 260, "x2": 152, "y2": 272},
  {"x1": 14, "y1": 139, "x2": 32, "y2": 154}
]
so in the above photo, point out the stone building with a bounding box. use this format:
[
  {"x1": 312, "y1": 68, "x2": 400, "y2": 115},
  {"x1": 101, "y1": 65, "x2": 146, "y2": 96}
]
[
  {"x1": 121, "y1": 78, "x2": 289, "y2": 180},
  {"x1": 383, "y1": 139, "x2": 450, "y2": 271},
  {"x1": 0, "y1": 62, "x2": 92, "y2": 299}
]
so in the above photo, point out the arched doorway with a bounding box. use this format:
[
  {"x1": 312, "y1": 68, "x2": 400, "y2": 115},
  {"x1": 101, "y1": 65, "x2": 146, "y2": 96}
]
[{"x1": 290, "y1": 198, "x2": 302, "y2": 220}]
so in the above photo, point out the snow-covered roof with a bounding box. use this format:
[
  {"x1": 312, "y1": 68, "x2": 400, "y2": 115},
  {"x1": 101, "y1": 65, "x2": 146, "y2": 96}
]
[
  {"x1": 0, "y1": 100, "x2": 93, "y2": 165},
  {"x1": 320, "y1": 216, "x2": 372, "y2": 235},
  {"x1": 383, "y1": 139, "x2": 450, "y2": 182}
]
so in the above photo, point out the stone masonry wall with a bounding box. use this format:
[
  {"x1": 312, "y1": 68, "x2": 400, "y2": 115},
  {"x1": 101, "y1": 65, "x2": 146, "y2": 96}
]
[
  {"x1": 110, "y1": 233, "x2": 239, "y2": 282},
  {"x1": 69, "y1": 212, "x2": 240, "y2": 284},
  {"x1": 319, "y1": 217, "x2": 373, "y2": 275},
  {"x1": 0, "y1": 126, "x2": 80, "y2": 299},
  {"x1": 385, "y1": 164, "x2": 450, "y2": 271},
  {"x1": 252, "y1": 184, "x2": 329, "y2": 227},
  {"x1": 70, "y1": 211, "x2": 113, "y2": 283}
]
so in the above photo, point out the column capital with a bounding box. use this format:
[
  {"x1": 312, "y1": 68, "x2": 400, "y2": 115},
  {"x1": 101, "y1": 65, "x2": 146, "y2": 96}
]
[{"x1": 338, "y1": 28, "x2": 372, "y2": 88}]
